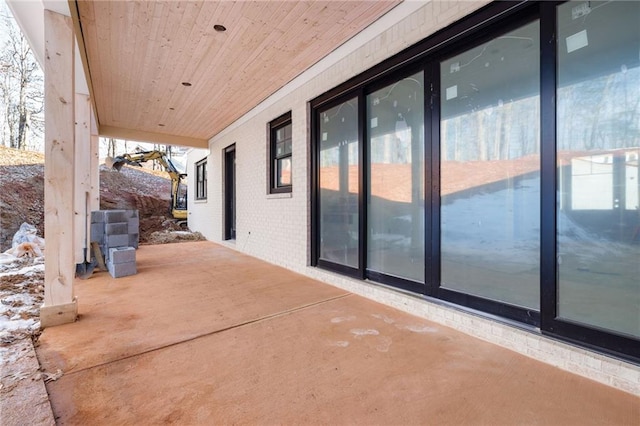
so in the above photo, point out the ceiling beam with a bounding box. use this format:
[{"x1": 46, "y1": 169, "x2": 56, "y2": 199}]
[
  {"x1": 68, "y1": 0, "x2": 97, "y2": 116},
  {"x1": 98, "y1": 125, "x2": 208, "y2": 149}
]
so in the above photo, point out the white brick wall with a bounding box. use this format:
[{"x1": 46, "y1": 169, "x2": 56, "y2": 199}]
[
  {"x1": 191, "y1": 1, "x2": 640, "y2": 396},
  {"x1": 186, "y1": 148, "x2": 215, "y2": 238}
]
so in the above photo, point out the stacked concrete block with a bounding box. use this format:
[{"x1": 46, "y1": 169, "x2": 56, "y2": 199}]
[
  {"x1": 127, "y1": 211, "x2": 140, "y2": 249},
  {"x1": 90, "y1": 209, "x2": 139, "y2": 278},
  {"x1": 107, "y1": 247, "x2": 137, "y2": 278}
]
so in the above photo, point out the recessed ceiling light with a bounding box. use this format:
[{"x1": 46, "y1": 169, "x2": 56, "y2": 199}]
[
  {"x1": 182, "y1": 82, "x2": 192, "y2": 87},
  {"x1": 214, "y1": 24, "x2": 226, "y2": 32}
]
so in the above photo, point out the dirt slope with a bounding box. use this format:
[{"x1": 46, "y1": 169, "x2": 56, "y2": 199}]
[
  {"x1": 0, "y1": 146, "x2": 202, "y2": 251},
  {"x1": 0, "y1": 163, "x2": 45, "y2": 251}
]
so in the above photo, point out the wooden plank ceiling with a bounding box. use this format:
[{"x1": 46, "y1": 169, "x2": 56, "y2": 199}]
[{"x1": 74, "y1": 0, "x2": 400, "y2": 148}]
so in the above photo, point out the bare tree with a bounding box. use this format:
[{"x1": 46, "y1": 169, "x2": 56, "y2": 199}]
[
  {"x1": 107, "y1": 138, "x2": 116, "y2": 158},
  {"x1": 0, "y1": 5, "x2": 44, "y2": 151}
]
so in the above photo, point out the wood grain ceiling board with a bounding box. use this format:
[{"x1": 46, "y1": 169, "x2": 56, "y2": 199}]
[{"x1": 75, "y1": 1, "x2": 400, "y2": 146}]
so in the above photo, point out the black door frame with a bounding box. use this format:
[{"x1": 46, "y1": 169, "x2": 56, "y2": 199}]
[
  {"x1": 224, "y1": 144, "x2": 236, "y2": 240},
  {"x1": 309, "y1": 0, "x2": 640, "y2": 362}
]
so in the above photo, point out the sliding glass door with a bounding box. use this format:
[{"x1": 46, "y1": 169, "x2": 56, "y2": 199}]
[
  {"x1": 439, "y1": 21, "x2": 541, "y2": 309},
  {"x1": 367, "y1": 72, "x2": 425, "y2": 283},
  {"x1": 556, "y1": 0, "x2": 640, "y2": 338},
  {"x1": 318, "y1": 97, "x2": 360, "y2": 270},
  {"x1": 311, "y1": 0, "x2": 640, "y2": 360}
]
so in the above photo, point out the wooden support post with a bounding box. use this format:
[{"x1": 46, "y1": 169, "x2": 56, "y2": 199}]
[
  {"x1": 90, "y1": 107, "x2": 100, "y2": 212},
  {"x1": 41, "y1": 10, "x2": 77, "y2": 328},
  {"x1": 74, "y1": 93, "x2": 91, "y2": 264}
]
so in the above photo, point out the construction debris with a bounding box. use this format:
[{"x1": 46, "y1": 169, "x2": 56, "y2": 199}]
[
  {"x1": 4, "y1": 242, "x2": 42, "y2": 259},
  {"x1": 12, "y1": 223, "x2": 43, "y2": 248},
  {"x1": 2, "y1": 223, "x2": 45, "y2": 260},
  {"x1": 147, "y1": 230, "x2": 206, "y2": 245}
]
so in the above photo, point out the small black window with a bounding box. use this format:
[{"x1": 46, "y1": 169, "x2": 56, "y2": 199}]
[
  {"x1": 269, "y1": 112, "x2": 292, "y2": 194},
  {"x1": 195, "y1": 158, "x2": 207, "y2": 200}
]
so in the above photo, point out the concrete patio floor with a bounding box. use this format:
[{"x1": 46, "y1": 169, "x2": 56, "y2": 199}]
[{"x1": 36, "y1": 241, "x2": 638, "y2": 425}]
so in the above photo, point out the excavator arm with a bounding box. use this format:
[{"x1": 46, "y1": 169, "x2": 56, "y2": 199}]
[{"x1": 106, "y1": 150, "x2": 188, "y2": 220}]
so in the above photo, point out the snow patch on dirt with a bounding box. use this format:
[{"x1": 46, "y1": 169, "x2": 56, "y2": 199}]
[{"x1": 0, "y1": 257, "x2": 44, "y2": 343}]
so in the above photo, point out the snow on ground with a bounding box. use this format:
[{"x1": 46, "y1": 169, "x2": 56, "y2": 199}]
[{"x1": 0, "y1": 256, "x2": 44, "y2": 344}]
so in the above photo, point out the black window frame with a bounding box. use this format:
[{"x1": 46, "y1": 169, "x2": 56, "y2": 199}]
[
  {"x1": 310, "y1": 0, "x2": 640, "y2": 363},
  {"x1": 195, "y1": 158, "x2": 207, "y2": 200},
  {"x1": 268, "y1": 111, "x2": 293, "y2": 194}
]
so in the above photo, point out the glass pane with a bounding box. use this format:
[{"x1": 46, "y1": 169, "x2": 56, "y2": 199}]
[
  {"x1": 277, "y1": 123, "x2": 291, "y2": 140},
  {"x1": 557, "y1": 0, "x2": 640, "y2": 338},
  {"x1": 275, "y1": 122, "x2": 292, "y2": 157},
  {"x1": 319, "y1": 98, "x2": 359, "y2": 268},
  {"x1": 277, "y1": 157, "x2": 291, "y2": 187},
  {"x1": 440, "y1": 21, "x2": 541, "y2": 309},
  {"x1": 367, "y1": 72, "x2": 425, "y2": 282}
]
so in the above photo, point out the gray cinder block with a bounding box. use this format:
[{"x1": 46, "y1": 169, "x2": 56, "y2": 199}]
[
  {"x1": 90, "y1": 223, "x2": 104, "y2": 243},
  {"x1": 108, "y1": 246, "x2": 136, "y2": 264},
  {"x1": 105, "y1": 222, "x2": 128, "y2": 235},
  {"x1": 107, "y1": 261, "x2": 137, "y2": 278},
  {"x1": 105, "y1": 234, "x2": 129, "y2": 248},
  {"x1": 105, "y1": 210, "x2": 128, "y2": 223},
  {"x1": 91, "y1": 211, "x2": 105, "y2": 224},
  {"x1": 128, "y1": 233, "x2": 139, "y2": 249},
  {"x1": 128, "y1": 217, "x2": 140, "y2": 234}
]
